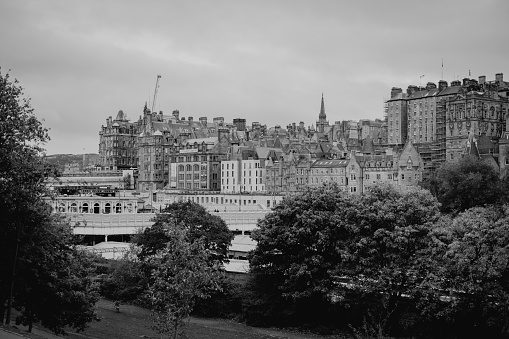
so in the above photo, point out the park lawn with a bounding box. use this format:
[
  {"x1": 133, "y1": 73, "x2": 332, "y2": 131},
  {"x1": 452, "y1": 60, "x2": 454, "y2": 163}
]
[{"x1": 61, "y1": 299, "x2": 335, "y2": 339}]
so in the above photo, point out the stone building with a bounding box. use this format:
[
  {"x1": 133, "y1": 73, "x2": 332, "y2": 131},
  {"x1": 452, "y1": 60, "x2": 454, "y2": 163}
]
[{"x1": 99, "y1": 110, "x2": 139, "y2": 170}]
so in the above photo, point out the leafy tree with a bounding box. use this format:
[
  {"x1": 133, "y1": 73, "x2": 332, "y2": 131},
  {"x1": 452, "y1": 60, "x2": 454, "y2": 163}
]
[
  {"x1": 147, "y1": 224, "x2": 223, "y2": 339},
  {"x1": 250, "y1": 183, "x2": 353, "y2": 302},
  {"x1": 434, "y1": 155, "x2": 504, "y2": 213},
  {"x1": 100, "y1": 256, "x2": 147, "y2": 304},
  {"x1": 418, "y1": 206, "x2": 509, "y2": 338},
  {"x1": 0, "y1": 68, "x2": 98, "y2": 333},
  {"x1": 249, "y1": 183, "x2": 440, "y2": 335},
  {"x1": 346, "y1": 185, "x2": 440, "y2": 296},
  {"x1": 134, "y1": 201, "x2": 233, "y2": 263}
]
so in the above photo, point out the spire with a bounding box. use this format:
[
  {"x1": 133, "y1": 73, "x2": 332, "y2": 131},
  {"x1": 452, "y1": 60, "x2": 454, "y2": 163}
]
[{"x1": 319, "y1": 93, "x2": 326, "y2": 118}]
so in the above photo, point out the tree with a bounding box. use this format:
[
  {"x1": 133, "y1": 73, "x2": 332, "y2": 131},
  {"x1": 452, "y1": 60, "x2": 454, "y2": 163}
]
[
  {"x1": 434, "y1": 155, "x2": 504, "y2": 213},
  {"x1": 134, "y1": 201, "x2": 233, "y2": 263},
  {"x1": 346, "y1": 185, "x2": 440, "y2": 296},
  {"x1": 147, "y1": 225, "x2": 223, "y2": 339},
  {"x1": 250, "y1": 183, "x2": 353, "y2": 301},
  {"x1": 417, "y1": 206, "x2": 509, "y2": 337},
  {"x1": 249, "y1": 183, "x2": 441, "y2": 334},
  {"x1": 0, "y1": 68, "x2": 98, "y2": 333}
]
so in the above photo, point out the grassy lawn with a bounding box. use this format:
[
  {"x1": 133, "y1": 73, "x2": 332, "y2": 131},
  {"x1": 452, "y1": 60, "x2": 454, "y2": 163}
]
[{"x1": 58, "y1": 299, "x2": 339, "y2": 339}]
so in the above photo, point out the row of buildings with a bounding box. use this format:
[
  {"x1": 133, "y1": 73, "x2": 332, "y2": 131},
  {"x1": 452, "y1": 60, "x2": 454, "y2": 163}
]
[{"x1": 93, "y1": 72, "x2": 509, "y2": 197}]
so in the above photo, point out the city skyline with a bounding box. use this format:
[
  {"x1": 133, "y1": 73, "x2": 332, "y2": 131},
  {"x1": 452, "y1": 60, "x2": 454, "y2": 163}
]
[{"x1": 1, "y1": 0, "x2": 508, "y2": 155}]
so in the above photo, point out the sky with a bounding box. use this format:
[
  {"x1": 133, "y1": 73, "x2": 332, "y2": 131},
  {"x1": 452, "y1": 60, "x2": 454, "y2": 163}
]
[{"x1": 1, "y1": 0, "x2": 508, "y2": 155}]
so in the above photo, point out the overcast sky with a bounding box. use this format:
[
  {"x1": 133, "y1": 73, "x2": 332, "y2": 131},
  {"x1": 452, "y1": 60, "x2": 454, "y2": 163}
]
[{"x1": 1, "y1": 0, "x2": 508, "y2": 155}]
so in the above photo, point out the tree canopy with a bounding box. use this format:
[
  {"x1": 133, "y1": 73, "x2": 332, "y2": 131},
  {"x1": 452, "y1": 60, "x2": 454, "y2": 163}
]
[
  {"x1": 134, "y1": 201, "x2": 233, "y2": 263},
  {"x1": 434, "y1": 155, "x2": 506, "y2": 213},
  {"x1": 249, "y1": 183, "x2": 441, "y2": 334},
  {"x1": 0, "y1": 68, "x2": 98, "y2": 333},
  {"x1": 417, "y1": 206, "x2": 509, "y2": 337},
  {"x1": 148, "y1": 225, "x2": 223, "y2": 339},
  {"x1": 250, "y1": 184, "x2": 440, "y2": 302}
]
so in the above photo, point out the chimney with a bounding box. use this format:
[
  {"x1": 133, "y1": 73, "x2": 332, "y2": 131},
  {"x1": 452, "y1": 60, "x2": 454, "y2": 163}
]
[
  {"x1": 275, "y1": 125, "x2": 281, "y2": 134},
  {"x1": 451, "y1": 80, "x2": 461, "y2": 87},
  {"x1": 233, "y1": 118, "x2": 246, "y2": 131},
  {"x1": 199, "y1": 117, "x2": 207, "y2": 126},
  {"x1": 188, "y1": 116, "x2": 193, "y2": 122},
  {"x1": 438, "y1": 80, "x2": 448, "y2": 91},
  {"x1": 462, "y1": 78, "x2": 471, "y2": 86},
  {"x1": 479, "y1": 75, "x2": 486, "y2": 85},
  {"x1": 390, "y1": 87, "x2": 402, "y2": 98},
  {"x1": 496, "y1": 73, "x2": 504, "y2": 83},
  {"x1": 407, "y1": 85, "x2": 418, "y2": 95},
  {"x1": 172, "y1": 110, "x2": 180, "y2": 120},
  {"x1": 213, "y1": 117, "x2": 224, "y2": 126},
  {"x1": 426, "y1": 82, "x2": 437, "y2": 90}
]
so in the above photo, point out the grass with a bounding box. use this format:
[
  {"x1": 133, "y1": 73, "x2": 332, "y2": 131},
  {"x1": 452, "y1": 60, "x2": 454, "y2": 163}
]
[{"x1": 57, "y1": 299, "x2": 339, "y2": 339}]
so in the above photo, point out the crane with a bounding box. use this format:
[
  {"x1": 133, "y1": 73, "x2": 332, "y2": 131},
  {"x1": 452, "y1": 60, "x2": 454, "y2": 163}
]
[{"x1": 151, "y1": 75, "x2": 161, "y2": 113}]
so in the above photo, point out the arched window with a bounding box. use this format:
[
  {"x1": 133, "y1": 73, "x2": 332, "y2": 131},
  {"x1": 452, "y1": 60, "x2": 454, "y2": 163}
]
[
  {"x1": 105, "y1": 203, "x2": 111, "y2": 214},
  {"x1": 179, "y1": 165, "x2": 184, "y2": 171},
  {"x1": 58, "y1": 203, "x2": 66, "y2": 213},
  {"x1": 70, "y1": 202, "x2": 77, "y2": 213},
  {"x1": 193, "y1": 164, "x2": 199, "y2": 171},
  {"x1": 186, "y1": 165, "x2": 192, "y2": 171},
  {"x1": 82, "y1": 203, "x2": 89, "y2": 213},
  {"x1": 93, "y1": 203, "x2": 100, "y2": 214},
  {"x1": 115, "y1": 202, "x2": 122, "y2": 213}
]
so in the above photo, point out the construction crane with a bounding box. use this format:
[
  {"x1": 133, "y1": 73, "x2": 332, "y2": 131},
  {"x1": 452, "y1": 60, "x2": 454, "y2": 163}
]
[{"x1": 151, "y1": 75, "x2": 161, "y2": 113}]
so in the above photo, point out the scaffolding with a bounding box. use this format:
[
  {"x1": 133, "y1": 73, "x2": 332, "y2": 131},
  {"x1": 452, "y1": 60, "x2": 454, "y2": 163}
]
[{"x1": 431, "y1": 98, "x2": 447, "y2": 173}]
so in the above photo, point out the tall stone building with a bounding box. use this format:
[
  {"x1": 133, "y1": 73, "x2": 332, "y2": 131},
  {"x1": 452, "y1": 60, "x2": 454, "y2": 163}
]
[
  {"x1": 98, "y1": 110, "x2": 139, "y2": 170},
  {"x1": 445, "y1": 75, "x2": 509, "y2": 162},
  {"x1": 386, "y1": 72, "x2": 509, "y2": 175}
]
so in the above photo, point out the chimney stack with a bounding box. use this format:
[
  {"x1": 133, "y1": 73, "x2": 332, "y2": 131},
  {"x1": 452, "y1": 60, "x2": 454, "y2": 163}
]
[
  {"x1": 390, "y1": 87, "x2": 402, "y2": 98},
  {"x1": 172, "y1": 110, "x2": 180, "y2": 120},
  {"x1": 438, "y1": 80, "x2": 448, "y2": 91}
]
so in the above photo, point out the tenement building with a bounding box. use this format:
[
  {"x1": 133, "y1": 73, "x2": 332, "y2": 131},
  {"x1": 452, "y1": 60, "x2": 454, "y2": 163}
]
[
  {"x1": 386, "y1": 72, "x2": 509, "y2": 175},
  {"x1": 99, "y1": 110, "x2": 139, "y2": 170}
]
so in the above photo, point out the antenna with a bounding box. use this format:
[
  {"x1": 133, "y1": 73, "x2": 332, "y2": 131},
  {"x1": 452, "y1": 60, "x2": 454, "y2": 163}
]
[{"x1": 151, "y1": 75, "x2": 161, "y2": 113}]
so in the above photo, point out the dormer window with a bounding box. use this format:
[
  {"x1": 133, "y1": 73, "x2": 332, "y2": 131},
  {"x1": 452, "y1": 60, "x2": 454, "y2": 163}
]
[{"x1": 407, "y1": 157, "x2": 413, "y2": 169}]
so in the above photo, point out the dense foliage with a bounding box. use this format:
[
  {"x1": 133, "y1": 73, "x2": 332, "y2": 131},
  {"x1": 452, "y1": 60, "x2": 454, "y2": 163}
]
[
  {"x1": 148, "y1": 225, "x2": 223, "y2": 339},
  {"x1": 433, "y1": 155, "x2": 508, "y2": 213},
  {"x1": 248, "y1": 182, "x2": 509, "y2": 337},
  {"x1": 134, "y1": 201, "x2": 233, "y2": 263},
  {"x1": 0, "y1": 68, "x2": 99, "y2": 333}
]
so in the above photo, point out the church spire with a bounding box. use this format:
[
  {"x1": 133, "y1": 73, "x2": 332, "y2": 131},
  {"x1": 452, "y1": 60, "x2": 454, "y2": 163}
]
[
  {"x1": 319, "y1": 93, "x2": 326, "y2": 119},
  {"x1": 316, "y1": 93, "x2": 329, "y2": 134}
]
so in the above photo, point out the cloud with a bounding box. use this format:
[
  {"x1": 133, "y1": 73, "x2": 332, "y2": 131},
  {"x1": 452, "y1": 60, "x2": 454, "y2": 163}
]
[{"x1": 0, "y1": 0, "x2": 508, "y2": 154}]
